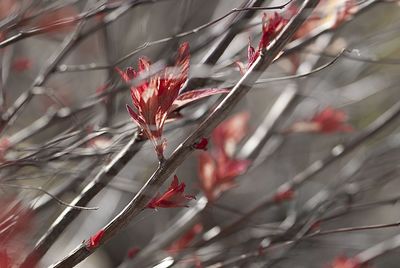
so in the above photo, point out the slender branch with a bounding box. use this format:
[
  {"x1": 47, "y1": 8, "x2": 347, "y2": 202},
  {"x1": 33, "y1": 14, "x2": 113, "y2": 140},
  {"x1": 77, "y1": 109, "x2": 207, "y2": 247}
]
[
  {"x1": 306, "y1": 221, "x2": 400, "y2": 238},
  {"x1": 20, "y1": 133, "x2": 143, "y2": 267},
  {"x1": 0, "y1": 183, "x2": 98, "y2": 211},
  {"x1": 31, "y1": 159, "x2": 100, "y2": 212},
  {"x1": 0, "y1": 0, "x2": 179, "y2": 49}
]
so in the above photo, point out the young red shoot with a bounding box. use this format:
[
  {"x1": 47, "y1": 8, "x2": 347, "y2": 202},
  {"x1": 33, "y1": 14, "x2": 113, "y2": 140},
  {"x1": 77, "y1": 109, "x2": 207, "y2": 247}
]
[
  {"x1": 147, "y1": 175, "x2": 195, "y2": 209},
  {"x1": 236, "y1": 12, "x2": 288, "y2": 74},
  {"x1": 119, "y1": 42, "x2": 228, "y2": 160}
]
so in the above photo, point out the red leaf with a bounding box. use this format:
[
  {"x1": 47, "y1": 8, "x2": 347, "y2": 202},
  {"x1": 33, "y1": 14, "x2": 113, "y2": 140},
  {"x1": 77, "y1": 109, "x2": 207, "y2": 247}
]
[
  {"x1": 147, "y1": 175, "x2": 195, "y2": 209},
  {"x1": 121, "y1": 43, "x2": 190, "y2": 160},
  {"x1": 311, "y1": 107, "x2": 353, "y2": 133},
  {"x1": 170, "y1": 88, "x2": 229, "y2": 112},
  {"x1": 212, "y1": 112, "x2": 250, "y2": 157},
  {"x1": 238, "y1": 12, "x2": 287, "y2": 74},
  {"x1": 198, "y1": 152, "x2": 218, "y2": 201},
  {"x1": 87, "y1": 229, "x2": 105, "y2": 249},
  {"x1": 198, "y1": 113, "x2": 251, "y2": 201},
  {"x1": 288, "y1": 107, "x2": 353, "y2": 134}
]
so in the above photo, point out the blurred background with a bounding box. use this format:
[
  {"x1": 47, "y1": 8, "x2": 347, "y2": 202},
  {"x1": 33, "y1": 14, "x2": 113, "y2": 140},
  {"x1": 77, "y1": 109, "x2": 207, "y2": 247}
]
[{"x1": 0, "y1": 0, "x2": 400, "y2": 267}]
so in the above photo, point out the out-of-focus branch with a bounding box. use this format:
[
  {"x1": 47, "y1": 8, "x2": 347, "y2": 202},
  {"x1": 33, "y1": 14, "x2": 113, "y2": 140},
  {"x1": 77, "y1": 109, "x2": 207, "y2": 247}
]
[
  {"x1": 0, "y1": 7, "x2": 90, "y2": 132},
  {"x1": 283, "y1": 0, "x2": 382, "y2": 55},
  {"x1": 55, "y1": 1, "x2": 291, "y2": 73}
]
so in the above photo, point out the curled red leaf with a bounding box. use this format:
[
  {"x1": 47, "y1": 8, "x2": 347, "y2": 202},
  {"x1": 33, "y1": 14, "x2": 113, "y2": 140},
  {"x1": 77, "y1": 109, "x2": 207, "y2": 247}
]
[{"x1": 147, "y1": 175, "x2": 195, "y2": 209}]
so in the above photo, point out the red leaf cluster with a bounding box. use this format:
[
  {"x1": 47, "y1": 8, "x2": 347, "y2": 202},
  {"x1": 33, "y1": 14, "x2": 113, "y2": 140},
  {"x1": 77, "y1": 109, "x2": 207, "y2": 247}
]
[
  {"x1": 198, "y1": 112, "x2": 251, "y2": 201},
  {"x1": 119, "y1": 42, "x2": 228, "y2": 160},
  {"x1": 147, "y1": 175, "x2": 195, "y2": 209},
  {"x1": 311, "y1": 107, "x2": 353, "y2": 133},
  {"x1": 236, "y1": 12, "x2": 288, "y2": 75}
]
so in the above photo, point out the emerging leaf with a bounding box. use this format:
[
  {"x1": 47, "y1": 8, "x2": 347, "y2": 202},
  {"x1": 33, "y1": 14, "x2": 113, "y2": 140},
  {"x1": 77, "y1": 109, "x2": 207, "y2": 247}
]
[
  {"x1": 147, "y1": 175, "x2": 195, "y2": 209},
  {"x1": 119, "y1": 43, "x2": 227, "y2": 160},
  {"x1": 198, "y1": 112, "x2": 251, "y2": 201},
  {"x1": 236, "y1": 12, "x2": 288, "y2": 74}
]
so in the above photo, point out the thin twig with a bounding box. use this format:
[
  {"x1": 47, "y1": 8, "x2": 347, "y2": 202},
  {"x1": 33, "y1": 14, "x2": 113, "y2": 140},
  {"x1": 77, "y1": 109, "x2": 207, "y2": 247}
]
[{"x1": 0, "y1": 183, "x2": 98, "y2": 210}]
